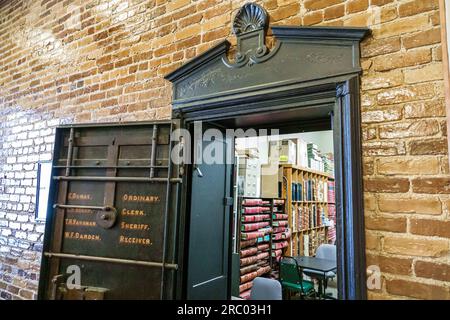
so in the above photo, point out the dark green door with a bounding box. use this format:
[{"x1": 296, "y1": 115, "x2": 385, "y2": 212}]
[{"x1": 186, "y1": 129, "x2": 233, "y2": 300}]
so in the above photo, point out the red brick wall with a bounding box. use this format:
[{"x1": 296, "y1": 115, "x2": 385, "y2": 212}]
[{"x1": 0, "y1": 0, "x2": 449, "y2": 299}]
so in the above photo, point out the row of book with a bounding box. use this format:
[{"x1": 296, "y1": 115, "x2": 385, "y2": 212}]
[
  {"x1": 327, "y1": 181, "x2": 336, "y2": 243},
  {"x1": 291, "y1": 182, "x2": 303, "y2": 201},
  {"x1": 303, "y1": 230, "x2": 328, "y2": 257},
  {"x1": 291, "y1": 179, "x2": 329, "y2": 202},
  {"x1": 291, "y1": 204, "x2": 328, "y2": 231}
]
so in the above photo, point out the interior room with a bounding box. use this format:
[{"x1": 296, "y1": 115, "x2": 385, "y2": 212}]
[{"x1": 231, "y1": 129, "x2": 337, "y2": 300}]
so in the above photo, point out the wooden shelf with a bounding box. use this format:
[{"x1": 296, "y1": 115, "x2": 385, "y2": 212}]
[
  {"x1": 293, "y1": 226, "x2": 329, "y2": 233},
  {"x1": 292, "y1": 200, "x2": 330, "y2": 204},
  {"x1": 281, "y1": 164, "x2": 335, "y2": 257},
  {"x1": 281, "y1": 164, "x2": 334, "y2": 180}
]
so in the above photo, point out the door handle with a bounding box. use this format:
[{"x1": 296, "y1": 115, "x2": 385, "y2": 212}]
[{"x1": 194, "y1": 165, "x2": 203, "y2": 178}]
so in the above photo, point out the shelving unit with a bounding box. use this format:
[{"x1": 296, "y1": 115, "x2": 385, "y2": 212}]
[
  {"x1": 281, "y1": 164, "x2": 335, "y2": 257},
  {"x1": 270, "y1": 198, "x2": 289, "y2": 280},
  {"x1": 237, "y1": 197, "x2": 288, "y2": 299}
]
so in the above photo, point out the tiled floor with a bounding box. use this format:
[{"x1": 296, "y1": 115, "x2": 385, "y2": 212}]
[{"x1": 323, "y1": 277, "x2": 338, "y2": 299}]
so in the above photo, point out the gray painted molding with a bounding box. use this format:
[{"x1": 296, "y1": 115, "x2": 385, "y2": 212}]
[{"x1": 165, "y1": 26, "x2": 369, "y2": 111}]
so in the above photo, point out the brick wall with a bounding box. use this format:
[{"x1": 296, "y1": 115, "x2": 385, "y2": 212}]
[{"x1": 0, "y1": 0, "x2": 449, "y2": 299}]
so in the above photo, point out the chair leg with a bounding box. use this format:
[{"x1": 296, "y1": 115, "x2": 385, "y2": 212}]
[{"x1": 283, "y1": 288, "x2": 291, "y2": 300}]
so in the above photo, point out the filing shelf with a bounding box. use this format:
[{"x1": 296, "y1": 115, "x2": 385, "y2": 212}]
[
  {"x1": 237, "y1": 197, "x2": 288, "y2": 299},
  {"x1": 281, "y1": 164, "x2": 335, "y2": 257}
]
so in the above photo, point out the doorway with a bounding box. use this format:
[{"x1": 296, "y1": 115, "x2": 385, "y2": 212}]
[
  {"x1": 232, "y1": 128, "x2": 337, "y2": 300},
  {"x1": 183, "y1": 106, "x2": 341, "y2": 300},
  {"x1": 165, "y1": 12, "x2": 369, "y2": 300}
]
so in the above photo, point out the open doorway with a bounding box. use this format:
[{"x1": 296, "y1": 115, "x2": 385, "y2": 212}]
[
  {"x1": 231, "y1": 128, "x2": 337, "y2": 300},
  {"x1": 166, "y1": 16, "x2": 368, "y2": 300}
]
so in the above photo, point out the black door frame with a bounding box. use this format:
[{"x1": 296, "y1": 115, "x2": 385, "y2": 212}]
[{"x1": 174, "y1": 76, "x2": 367, "y2": 300}]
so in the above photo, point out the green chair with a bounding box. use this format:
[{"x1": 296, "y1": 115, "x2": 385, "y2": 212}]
[{"x1": 279, "y1": 256, "x2": 316, "y2": 299}]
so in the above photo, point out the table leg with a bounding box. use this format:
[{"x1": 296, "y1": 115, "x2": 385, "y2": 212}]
[{"x1": 318, "y1": 278, "x2": 323, "y2": 300}]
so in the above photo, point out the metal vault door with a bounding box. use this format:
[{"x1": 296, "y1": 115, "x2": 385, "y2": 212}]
[
  {"x1": 38, "y1": 121, "x2": 182, "y2": 300},
  {"x1": 186, "y1": 125, "x2": 233, "y2": 300}
]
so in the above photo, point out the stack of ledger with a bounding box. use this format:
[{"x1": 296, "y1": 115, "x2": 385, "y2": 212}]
[
  {"x1": 239, "y1": 198, "x2": 273, "y2": 299},
  {"x1": 271, "y1": 199, "x2": 289, "y2": 263}
]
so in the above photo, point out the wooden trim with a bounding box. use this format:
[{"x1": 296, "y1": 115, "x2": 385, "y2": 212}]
[
  {"x1": 439, "y1": 0, "x2": 450, "y2": 166},
  {"x1": 334, "y1": 77, "x2": 367, "y2": 300},
  {"x1": 165, "y1": 26, "x2": 369, "y2": 109}
]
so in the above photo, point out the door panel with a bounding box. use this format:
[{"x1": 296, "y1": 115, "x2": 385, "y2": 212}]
[{"x1": 186, "y1": 132, "x2": 233, "y2": 300}]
